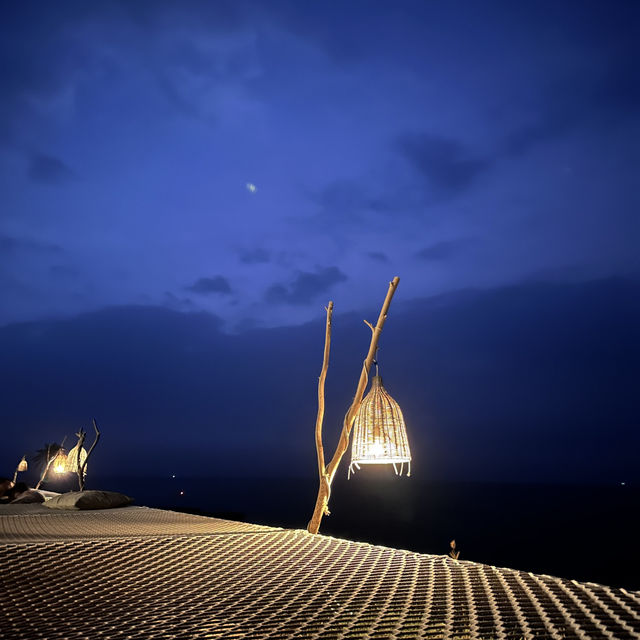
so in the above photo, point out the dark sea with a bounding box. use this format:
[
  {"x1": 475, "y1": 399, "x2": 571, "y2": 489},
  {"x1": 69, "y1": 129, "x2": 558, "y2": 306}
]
[{"x1": 81, "y1": 473, "x2": 638, "y2": 591}]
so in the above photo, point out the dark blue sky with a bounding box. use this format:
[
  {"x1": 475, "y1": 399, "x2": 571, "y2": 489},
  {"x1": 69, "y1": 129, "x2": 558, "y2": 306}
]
[{"x1": 1, "y1": 1, "x2": 638, "y2": 483}]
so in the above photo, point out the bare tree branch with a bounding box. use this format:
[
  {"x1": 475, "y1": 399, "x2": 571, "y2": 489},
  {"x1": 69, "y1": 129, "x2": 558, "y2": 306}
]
[
  {"x1": 78, "y1": 419, "x2": 101, "y2": 491},
  {"x1": 74, "y1": 430, "x2": 87, "y2": 491},
  {"x1": 34, "y1": 444, "x2": 53, "y2": 491},
  {"x1": 315, "y1": 302, "x2": 333, "y2": 478},
  {"x1": 35, "y1": 438, "x2": 66, "y2": 490},
  {"x1": 307, "y1": 277, "x2": 400, "y2": 534},
  {"x1": 307, "y1": 302, "x2": 334, "y2": 532}
]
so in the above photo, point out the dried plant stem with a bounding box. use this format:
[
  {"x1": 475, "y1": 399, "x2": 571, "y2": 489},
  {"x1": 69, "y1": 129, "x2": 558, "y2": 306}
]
[{"x1": 307, "y1": 277, "x2": 400, "y2": 534}]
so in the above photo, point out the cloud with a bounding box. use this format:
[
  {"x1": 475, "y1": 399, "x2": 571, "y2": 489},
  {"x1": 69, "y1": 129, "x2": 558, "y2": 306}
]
[
  {"x1": 49, "y1": 264, "x2": 81, "y2": 279},
  {"x1": 186, "y1": 276, "x2": 232, "y2": 295},
  {"x1": 239, "y1": 248, "x2": 271, "y2": 264},
  {"x1": 501, "y1": 45, "x2": 640, "y2": 158},
  {"x1": 0, "y1": 3, "x2": 112, "y2": 147},
  {"x1": 265, "y1": 266, "x2": 347, "y2": 305},
  {"x1": 367, "y1": 251, "x2": 388, "y2": 263},
  {"x1": 163, "y1": 291, "x2": 197, "y2": 311},
  {"x1": 499, "y1": 75, "x2": 589, "y2": 157},
  {"x1": 593, "y1": 52, "x2": 639, "y2": 120},
  {"x1": 415, "y1": 240, "x2": 464, "y2": 261},
  {"x1": 314, "y1": 180, "x2": 368, "y2": 212},
  {"x1": 0, "y1": 2, "x2": 258, "y2": 145},
  {"x1": 395, "y1": 133, "x2": 488, "y2": 197},
  {"x1": 307, "y1": 180, "x2": 375, "y2": 225},
  {"x1": 155, "y1": 28, "x2": 263, "y2": 121},
  {"x1": 0, "y1": 234, "x2": 64, "y2": 254},
  {"x1": 27, "y1": 153, "x2": 75, "y2": 184},
  {"x1": 0, "y1": 278, "x2": 637, "y2": 482},
  {"x1": 301, "y1": 179, "x2": 402, "y2": 232},
  {"x1": 502, "y1": 113, "x2": 572, "y2": 158}
]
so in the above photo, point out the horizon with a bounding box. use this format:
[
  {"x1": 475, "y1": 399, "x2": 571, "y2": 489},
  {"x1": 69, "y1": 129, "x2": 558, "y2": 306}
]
[{"x1": 2, "y1": 276, "x2": 638, "y2": 485}]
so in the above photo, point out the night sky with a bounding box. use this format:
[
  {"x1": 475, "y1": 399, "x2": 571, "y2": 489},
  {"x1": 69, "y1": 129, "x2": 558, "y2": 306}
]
[{"x1": 1, "y1": 1, "x2": 638, "y2": 484}]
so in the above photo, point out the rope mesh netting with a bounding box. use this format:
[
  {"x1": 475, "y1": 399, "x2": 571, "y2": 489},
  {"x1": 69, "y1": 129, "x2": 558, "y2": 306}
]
[{"x1": 1, "y1": 506, "x2": 639, "y2": 639}]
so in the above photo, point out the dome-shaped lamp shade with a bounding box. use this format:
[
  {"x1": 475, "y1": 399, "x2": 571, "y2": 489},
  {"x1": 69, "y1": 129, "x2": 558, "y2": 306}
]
[
  {"x1": 17, "y1": 457, "x2": 28, "y2": 472},
  {"x1": 350, "y1": 376, "x2": 411, "y2": 477},
  {"x1": 51, "y1": 450, "x2": 68, "y2": 474},
  {"x1": 65, "y1": 444, "x2": 88, "y2": 473}
]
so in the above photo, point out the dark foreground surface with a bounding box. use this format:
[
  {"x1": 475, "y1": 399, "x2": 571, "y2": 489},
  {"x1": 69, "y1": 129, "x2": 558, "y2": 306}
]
[
  {"x1": 5, "y1": 505, "x2": 638, "y2": 640},
  {"x1": 54, "y1": 474, "x2": 638, "y2": 591}
]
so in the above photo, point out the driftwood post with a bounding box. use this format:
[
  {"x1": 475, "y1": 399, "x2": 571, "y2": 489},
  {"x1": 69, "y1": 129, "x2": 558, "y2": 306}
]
[
  {"x1": 75, "y1": 419, "x2": 101, "y2": 491},
  {"x1": 35, "y1": 439, "x2": 65, "y2": 490},
  {"x1": 74, "y1": 430, "x2": 87, "y2": 490},
  {"x1": 307, "y1": 277, "x2": 400, "y2": 534},
  {"x1": 34, "y1": 444, "x2": 53, "y2": 490}
]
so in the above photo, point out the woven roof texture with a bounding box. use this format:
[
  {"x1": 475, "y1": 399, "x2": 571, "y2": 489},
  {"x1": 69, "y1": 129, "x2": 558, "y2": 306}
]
[
  {"x1": 1, "y1": 506, "x2": 639, "y2": 639},
  {"x1": 0, "y1": 505, "x2": 278, "y2": 541}
]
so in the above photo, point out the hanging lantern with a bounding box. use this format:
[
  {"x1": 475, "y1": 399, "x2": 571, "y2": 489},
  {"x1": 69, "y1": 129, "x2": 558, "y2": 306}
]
[
  {"x1": 12, "y1": 455, "x2": 28, "y2": 483},
  {"x1": 51, "y1": 449, "x2": 69, "y2": 474},
  {"x1": 65, "y1": 444, "x2": 88, "y2": 473},
  {"x1": 349, "y1": 375, "x2": 411, "y2": 477}
]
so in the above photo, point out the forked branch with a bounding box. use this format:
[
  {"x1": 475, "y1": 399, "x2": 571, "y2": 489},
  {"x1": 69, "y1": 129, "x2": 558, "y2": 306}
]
[
  {"x1": 307, "y1": 277, "x2": 400, "y2": 534},
  {"x1": 76, "y1": 419, "x2": 101, "y2": 491}
]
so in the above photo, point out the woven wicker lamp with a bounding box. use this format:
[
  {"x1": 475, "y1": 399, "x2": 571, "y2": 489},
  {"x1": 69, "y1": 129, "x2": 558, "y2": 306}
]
[
  {"x1": 65, "y1": 444, "x2": 88, "y2": 473},
  {"x1": 12, "y1": 455, "x2": 28, "y2": 483},
  {"x1": 349, "y1": 374, "x2": 411, "y2": 478},
  {"x1": 51, "y1": 449, "x2": 69, "y2": 474}
]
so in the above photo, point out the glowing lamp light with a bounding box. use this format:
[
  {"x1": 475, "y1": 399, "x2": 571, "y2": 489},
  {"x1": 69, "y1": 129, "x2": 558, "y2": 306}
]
[
  {"x1": 65, "y1": 444, "x2": 88, "y2": 473},
  {"x1": 349, "y1": 375, "x2": 411, "y2": 478},
  {"x1": 51, "y1": 450, "x2": 69, "y2": 474},
  {"x1": 12, "y1": 455, "x2": 29, "y2": 483}
]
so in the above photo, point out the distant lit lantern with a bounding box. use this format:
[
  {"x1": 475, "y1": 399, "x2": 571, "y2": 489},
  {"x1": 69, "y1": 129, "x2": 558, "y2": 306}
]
[
  {"x1": 51, "y1": 449, "x2": 69, "y2": 474},
  {"x1": 12, "y1": 455, "x2": 28, "y2": 483},
  {"x1": 65, "y1": 444, "x2": 88, "y2": 473},
  {"x1": 349, "y1": 375, "x2": 411, "y2": 477}
]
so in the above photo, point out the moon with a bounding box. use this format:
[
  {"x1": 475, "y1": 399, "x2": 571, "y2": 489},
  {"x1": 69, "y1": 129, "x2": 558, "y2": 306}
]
[{"x1": 246, "y1": 182, "x2": 257, "y2": 193}]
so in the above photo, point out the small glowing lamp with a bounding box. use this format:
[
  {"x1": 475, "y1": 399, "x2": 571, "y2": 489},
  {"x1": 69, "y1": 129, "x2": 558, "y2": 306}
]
[
  {"x1": 65, "y1": 444, "x2": 88, "y2": 473},
  {"x1": 12, "y1": 455, "x2": 29, "y2": 483},
  {"x1": 349, "y1": 375, "x2": 411, "y2": 477},
  {"x1": 51, "y1": 450, "x2": 69, "y2": 474}
]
